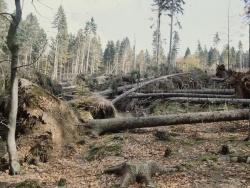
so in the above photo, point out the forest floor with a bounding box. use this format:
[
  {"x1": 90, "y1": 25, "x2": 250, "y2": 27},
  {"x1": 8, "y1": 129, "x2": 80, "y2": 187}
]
[{"x1": 0, "y1": 120, "x2": 249, "y2": 187}]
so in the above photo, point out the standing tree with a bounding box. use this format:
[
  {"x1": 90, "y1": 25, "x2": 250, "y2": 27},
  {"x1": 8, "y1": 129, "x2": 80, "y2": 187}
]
[
  {"x1": 18, "y1": 13, "x2": 47, "y2": 69},
  {"x1": 152, "y1": 30, "x2": 166, "y2": 66},
  {"x1": 152, "y1": 0, "x2": 167, "y2": 66},
  {"x1": 236, "y1": 41, "x2": 244, "y2": 70},
  {"x1": 184, "y1": 47, "x2": 191, "y2": 58},
  {"x1": 85, "y1": 17, "x2": 97, "y2": 74},
  {"x1": 0, "y1": 0, "x2": 22, "y2": 175},
  {"x1": 171, "y1": 31, "x2": 180, "y2": 67},
  {"x1": 52, "y1": 5, "x2": 69, "y2": 81},
  {"x1": 213, "y1": 32, "x2": 220, "y2": 65},
  {"x1": 213, "y1": 32, "x2": 221, "y2": 47},
  {"x1": 103, "y1": 41, "x2": 115, "y2": 74},
  {"x1": 164, "y1": 0, "x2": 185, "y2": 68},
  {"x1": 243, "y1": 0, "x2": 250, "y2": 71}
]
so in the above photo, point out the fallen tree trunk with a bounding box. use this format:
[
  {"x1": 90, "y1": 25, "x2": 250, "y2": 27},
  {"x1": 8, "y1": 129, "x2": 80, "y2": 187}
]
[
  {"x1": 168, "y1": 97, "x2": 250, "y2": 104},
  {"x1": 128, "y1": 93, "x2": 235, "y2": 99},
  {"x1": 84, "y1": 109, "x2": 249, "y2": 135},
  {"x1": 112, "y1": 73, "x2": 189, "y2": 105},
  {"x1": 97, "y1": 77, "x2": 156, "y2": 96},
  {"x1": 211, "y1": 77, "x2": 226, "y2": 82},
  {"x1": 169, "y1": 89, "x2": 235, "y2": 95},
  {"x1": 97, "y1": 84, "x2": 137, "y2": 96}
]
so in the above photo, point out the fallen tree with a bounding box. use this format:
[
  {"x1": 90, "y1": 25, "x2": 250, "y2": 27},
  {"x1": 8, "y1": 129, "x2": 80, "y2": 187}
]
[
  {"x1": 112, "y1": 73, "x2": 189, "y2": 105},
  {"x1": 97, "y1": 84, "x2": 137, "y2": 96},
  {"x1": 169, "y1": 89, "x2": 235, "y2": 95},
  {"x1": 167, "y1": 97, "x2": 250, "y2": 105},
  {"x1": 83, "y1": 109, "x2": 249, "y2": 135},
  {"x1": 128, "y1": 93, "x2": 235, "y2": 99}
]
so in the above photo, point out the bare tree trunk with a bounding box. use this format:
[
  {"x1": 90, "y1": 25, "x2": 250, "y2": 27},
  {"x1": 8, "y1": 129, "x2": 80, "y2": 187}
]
[
  {"x1": 156, "y1": 8, "x2": 161, "y2": 66},
  {"x1": 79, "y1": 41, "x2": 85, "y2": 74},
  {"x1": 85, "y1": 109, "x2": 250, "y2": 135},
  {"x1": 168, "y1": 0, "x2": 174, "y2": 68},
  {"x1": 86, "y1": 37, "x2": 91, "y2": 74},
  {"x1": 128, "y1": 93, "x2": 235, "y2": 99},
  {"x1": 167, "y1": 97, "x2": 250, "y2": 105},
  {"x1": 169, "y1": 89, "x2": 235, "y2": 95},
  {"x1": 52, "y1": 39, "x2": 58, "y2": 80},
  {"x1": 44, "y1": 55, "x2": 48, "y2": 75},
  {"x1": 6, "y1": 0, "x2": 22, "y2": 175}
]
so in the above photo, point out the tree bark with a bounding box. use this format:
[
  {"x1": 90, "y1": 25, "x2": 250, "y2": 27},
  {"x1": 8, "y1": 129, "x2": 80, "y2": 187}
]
[
  {"x1": 85, "y1": 109, "x2": 249, "y2": 135},
  {"x1": 169, "y1": 89, "x2": 235, "y2": 95},
  {"x1": 156, "y1": 8, "x2": 161, "y2": 66},
  {"x1": 6, "y1": 0, "x2": 22, "y2": 175},
  {"x1": 112, "y1": 73, "x2": 189, "y2": 104},
  {"x1": 52, "y1": 39, "x2": 58, "y2": 80},
  {"x1": 97, "y1": 83, "x2": 137, "y2": 96},
  {"x1": 128, "y1": 93, "x2": 235, "y2": 99},
  {"x1": 85, "y1": 37, "x2": 91, "y2": 74},
  {"x1": 167, "y1": 97, "x2": 250, "y2": 104},
  {"x1": 168, "y1": 0, "x2": 174, "y2": 68}
]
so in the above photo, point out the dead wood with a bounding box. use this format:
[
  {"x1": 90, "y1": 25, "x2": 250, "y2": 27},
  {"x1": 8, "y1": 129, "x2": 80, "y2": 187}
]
[
  {"x1": 128, "y1": 93, "x2": 235, "y2": 99},
  {"x1": 167, "y1": 97, "x2": 250, "y2": 105},
  {"x1": 169, "y1": 89, "x2": 235, "y2": 95},
  {"x1": 112, "y1": 73, "x2": 189, "y2": 105},
  {"x1": 83, "y1": 109, "x2": 249, "y2": 135},
  {"x1": 97, "y1": 83, "x2": 137, "y2": 96}
]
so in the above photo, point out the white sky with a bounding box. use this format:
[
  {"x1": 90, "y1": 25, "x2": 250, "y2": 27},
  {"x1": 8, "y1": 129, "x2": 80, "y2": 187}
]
[{"x1": 7, "y1": 0, "x2": 249, "y2": 56}]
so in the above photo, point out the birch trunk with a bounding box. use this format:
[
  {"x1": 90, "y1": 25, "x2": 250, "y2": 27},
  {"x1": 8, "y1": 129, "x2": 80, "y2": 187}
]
[{"x1": 6, "y1": 0, "x2": 22, "y2": 175}]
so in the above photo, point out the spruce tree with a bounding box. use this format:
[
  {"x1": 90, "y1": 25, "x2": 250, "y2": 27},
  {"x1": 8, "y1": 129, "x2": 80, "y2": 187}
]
[
  {"x1": 184, "y1": 47, "x2": 191, "y2": 58},
  {"x1": 52, "y1": 5, "x2": 69, "y2": 80}
]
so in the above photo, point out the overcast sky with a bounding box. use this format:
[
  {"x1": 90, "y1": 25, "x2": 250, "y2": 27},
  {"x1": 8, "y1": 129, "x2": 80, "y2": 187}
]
[{"x1": 7, "y1": 0, "x2": 249, "y2": 56}]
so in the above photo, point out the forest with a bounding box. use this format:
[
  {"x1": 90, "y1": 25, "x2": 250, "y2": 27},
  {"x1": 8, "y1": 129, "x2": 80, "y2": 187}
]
[{"x1": 0, "y1": 0, "x2": 250, "y2": 187}]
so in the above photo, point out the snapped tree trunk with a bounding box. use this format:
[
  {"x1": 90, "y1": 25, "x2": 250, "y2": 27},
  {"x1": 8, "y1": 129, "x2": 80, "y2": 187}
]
[
  {"x1": 112, "y1": 72, "x2": 189, "y2": 104},
  {"x1": 85, "y1": 109, "x2": 249, "y2": 135},
  {"x1": 6, "y1": 0, "x2": 22, "y2": 175},
  {"x1": 128, "y1": 93, "x2": 235, "y2": 99}
]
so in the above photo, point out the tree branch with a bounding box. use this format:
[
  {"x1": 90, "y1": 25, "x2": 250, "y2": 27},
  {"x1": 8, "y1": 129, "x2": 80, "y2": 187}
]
[
  {"x1": 0, "y1": 12, "x2": 14, "y2": 20},
  {"x1": 0, "y1": 120, "x2": 9, "y2": 129},
  {"x1": 0, "y1": 59, "x2": 10, "y2": 64}
]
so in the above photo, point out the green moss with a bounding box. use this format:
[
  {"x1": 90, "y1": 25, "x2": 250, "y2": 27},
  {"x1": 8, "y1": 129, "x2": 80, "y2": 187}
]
[
  {"x1": 178, "y1": 139, "x2": 204, "y2": 146},
  {"x1": 85, "y1": 135, "x2": 123, "y2": 161},
  {"x1": 154, "y1": 131, "x2": 172, "y2": 142},
  {"x1": 12, "y1": 180, "x2": 41, "y2": 188},
  {"x1": 57, "y1": 178, "x2": 67, "y2": 187},
  {"x1": 245, "y1": 141, "x2": 250, "y2": 147},
  {"x1": 200, "y1": 154, "x2": 218, "y2": 162},
  {"x1": 149, "y1": 101, "x2": 239, "y2": 116}
]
